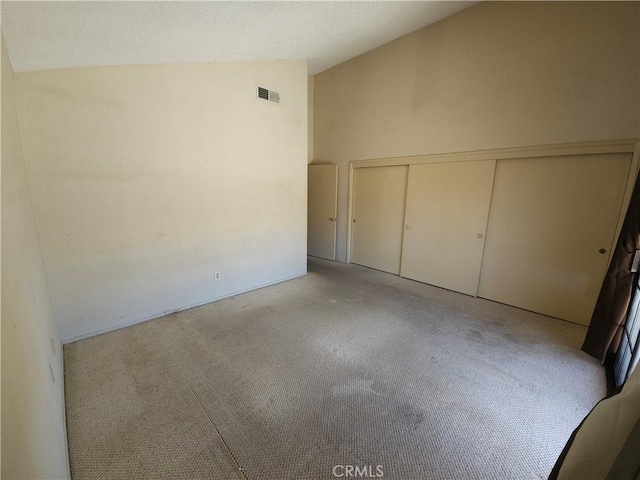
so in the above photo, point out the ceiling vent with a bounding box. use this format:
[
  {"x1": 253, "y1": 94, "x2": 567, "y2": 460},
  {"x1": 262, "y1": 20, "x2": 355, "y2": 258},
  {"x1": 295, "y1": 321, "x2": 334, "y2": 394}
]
[{"x1": 257, "y1": 86, "x2": 280, "y2": 104}]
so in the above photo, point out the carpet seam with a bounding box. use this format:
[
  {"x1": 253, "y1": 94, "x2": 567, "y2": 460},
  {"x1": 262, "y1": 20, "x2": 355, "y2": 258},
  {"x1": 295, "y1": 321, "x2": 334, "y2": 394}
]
[{"x1": 186, "y1": 381, "x2": 249, "y2": 480}]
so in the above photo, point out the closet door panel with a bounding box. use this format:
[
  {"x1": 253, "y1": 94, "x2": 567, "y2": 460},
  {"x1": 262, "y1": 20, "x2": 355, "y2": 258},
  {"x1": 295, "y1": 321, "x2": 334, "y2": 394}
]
[
  {"x1": 351, "y1": 166, "x2": 408, "y2": 274},
  {"x1": 477, "y1": 153, "x2": 631, "y2": 325},
  {"x1": 401, "y1": 160, "x2": 496, "y2": 296}
]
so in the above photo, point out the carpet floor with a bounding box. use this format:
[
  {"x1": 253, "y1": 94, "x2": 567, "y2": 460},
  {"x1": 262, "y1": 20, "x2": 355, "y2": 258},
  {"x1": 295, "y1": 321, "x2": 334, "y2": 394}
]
[{"x1": 64, "y1": 257, "x2": 606, "y2": 480}]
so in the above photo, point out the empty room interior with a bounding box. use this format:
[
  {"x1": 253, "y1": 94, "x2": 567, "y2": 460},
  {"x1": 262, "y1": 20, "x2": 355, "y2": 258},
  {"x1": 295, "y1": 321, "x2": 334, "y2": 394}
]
[{"x1": 3, "y1": 1, "x2": 640, "y2": 479}]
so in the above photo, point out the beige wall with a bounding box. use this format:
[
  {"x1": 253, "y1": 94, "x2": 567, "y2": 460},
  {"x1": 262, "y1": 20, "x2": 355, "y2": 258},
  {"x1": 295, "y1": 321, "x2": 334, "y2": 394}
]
[
  {"x1": 1, "y1": 37, "x2": 70, "y2": 479},
  {"x1": 15, "y1": 60, "x2": 308, "y2": 342},
  {"x1": 314, "y1": 1, "x2": 640, "y2": 263},
  {"x1": 308, "y1": 75, "x2": 314, "y2": 163}
]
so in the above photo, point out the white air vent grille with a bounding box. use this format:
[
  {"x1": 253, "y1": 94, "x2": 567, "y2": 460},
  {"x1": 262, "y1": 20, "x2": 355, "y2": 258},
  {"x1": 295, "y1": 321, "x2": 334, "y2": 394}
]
[{"x1": 257, "y1": 86, "x2": 280, "y2": 104}]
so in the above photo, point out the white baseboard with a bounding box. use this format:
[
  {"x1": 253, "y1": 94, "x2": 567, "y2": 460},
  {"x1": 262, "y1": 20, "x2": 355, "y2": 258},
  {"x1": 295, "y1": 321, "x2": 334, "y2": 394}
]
[{"x1": 61, "y1": 271, "x2": 307, "y2": 344}]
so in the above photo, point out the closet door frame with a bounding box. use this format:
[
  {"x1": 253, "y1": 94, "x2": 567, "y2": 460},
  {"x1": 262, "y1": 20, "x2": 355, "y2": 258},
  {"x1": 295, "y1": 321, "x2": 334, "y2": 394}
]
[{"x1": 346, "y1": 139, "x2": 639, "y2": 269}]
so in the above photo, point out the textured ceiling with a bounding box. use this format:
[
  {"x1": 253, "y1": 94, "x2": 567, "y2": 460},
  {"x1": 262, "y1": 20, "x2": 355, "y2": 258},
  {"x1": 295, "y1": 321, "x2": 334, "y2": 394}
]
[{"x1": 1, "y1": 1, "x2": 476, "y2": 74}]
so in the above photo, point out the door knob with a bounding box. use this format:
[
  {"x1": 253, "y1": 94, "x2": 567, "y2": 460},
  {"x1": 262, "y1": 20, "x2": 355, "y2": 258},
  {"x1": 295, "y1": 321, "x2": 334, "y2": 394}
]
[
  {"x1": 599, "y1": 248, "x2": 607, "y2": 254},
  {"x1": 477, "y1": 233, "x2": 483, "y2": 239},
  {"x1": 329, "y1": 217, "x2": 336, "y2": 221},
  {"x1": 405, "y1": 225, "x2": 410, "y2": 229}
]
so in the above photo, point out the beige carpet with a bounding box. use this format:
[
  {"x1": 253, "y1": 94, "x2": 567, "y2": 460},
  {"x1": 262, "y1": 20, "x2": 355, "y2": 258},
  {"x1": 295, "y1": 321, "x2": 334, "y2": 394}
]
[{"x1": 64, "y1": 257, "x2": 606, "y2": 479}]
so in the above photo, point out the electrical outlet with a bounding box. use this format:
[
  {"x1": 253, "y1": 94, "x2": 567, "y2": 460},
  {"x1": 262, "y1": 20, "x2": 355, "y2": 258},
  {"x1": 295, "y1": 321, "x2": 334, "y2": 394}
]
[{"x1": 214, "y1": 271, "x2": 221, "y2": 280}]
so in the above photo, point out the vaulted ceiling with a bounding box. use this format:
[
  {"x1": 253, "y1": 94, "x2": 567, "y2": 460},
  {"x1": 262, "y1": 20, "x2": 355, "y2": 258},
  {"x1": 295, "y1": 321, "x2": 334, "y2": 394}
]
[{"x1": 1, "y1": 1, "x2": 476, "y2": 74}]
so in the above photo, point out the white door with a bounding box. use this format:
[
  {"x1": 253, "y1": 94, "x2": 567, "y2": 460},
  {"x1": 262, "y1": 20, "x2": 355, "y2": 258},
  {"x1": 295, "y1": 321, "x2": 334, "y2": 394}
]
[
  {"x1": 478, "y1": 153, "x2": 631, "y2": 325},
  {"x1": 308, "y1": 164, "x2": 338, "y2": 260},
  {"x1": 351, "y1": 166, "x2": 408, "y2": 274},
  {"x1": 401, "y1": 160, "x2": 496, "y2": 296}
]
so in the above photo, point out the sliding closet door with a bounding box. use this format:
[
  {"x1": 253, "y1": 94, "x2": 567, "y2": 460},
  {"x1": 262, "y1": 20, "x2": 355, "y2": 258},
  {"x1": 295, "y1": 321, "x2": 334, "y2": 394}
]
[
  {"x1": 478, "y1": 153, "x2": 631, "y2": 325},
  {"x1": 401, "y1": 160, "x2": 496, "y2": 296},
  {"x1": 351, "y1": 166, "x2": 408, "y2": 274}
]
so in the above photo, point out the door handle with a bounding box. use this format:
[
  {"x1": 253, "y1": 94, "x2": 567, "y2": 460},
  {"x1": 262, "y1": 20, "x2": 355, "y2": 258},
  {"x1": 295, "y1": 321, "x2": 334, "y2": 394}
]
[{"x1": 329, "y1": 217, "x2": 336, "y2": 221}]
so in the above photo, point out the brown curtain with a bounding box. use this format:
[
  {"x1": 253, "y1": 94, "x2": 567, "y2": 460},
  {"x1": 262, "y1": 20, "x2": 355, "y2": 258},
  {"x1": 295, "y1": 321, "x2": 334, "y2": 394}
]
[{"x1": 583, "y1": 169, "x2": 640, "y2": 363}]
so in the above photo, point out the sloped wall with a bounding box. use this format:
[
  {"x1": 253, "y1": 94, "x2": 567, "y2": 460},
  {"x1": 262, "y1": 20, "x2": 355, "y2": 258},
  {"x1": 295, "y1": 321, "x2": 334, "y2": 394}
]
[{"x1": 314, "y1": 2, "x2": 640, "y2": 262}]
